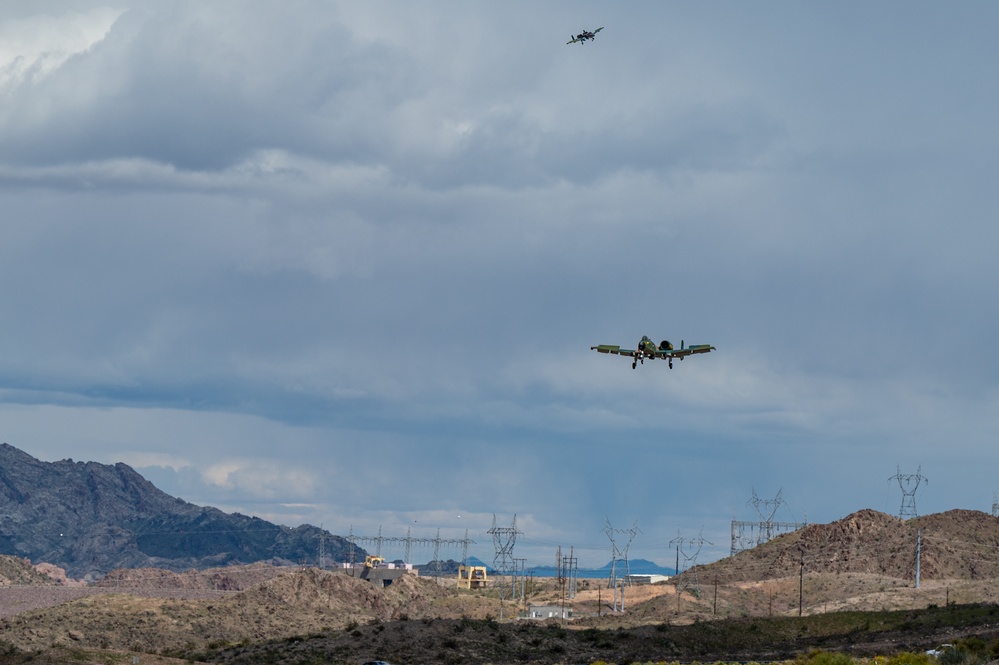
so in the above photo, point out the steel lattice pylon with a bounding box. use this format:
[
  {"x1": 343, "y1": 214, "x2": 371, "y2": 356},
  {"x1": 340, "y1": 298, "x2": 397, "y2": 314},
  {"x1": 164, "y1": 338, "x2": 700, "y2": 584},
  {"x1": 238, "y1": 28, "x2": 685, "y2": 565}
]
[
  {"x1": 730, "y1": 488, "x2": 807, "y2": 555},
  {"x1": 671, "y1": 528, "x2": 712, "y2": 599},
  {"x1": 488, "y1": 515, "x2": 521, "y2": 620},
  {"x1": 604, "y1": 518, "x2": 641, "y2": 612},
  {"x1": 889, "y1": 465, "x2": 928, "y2": 518}
]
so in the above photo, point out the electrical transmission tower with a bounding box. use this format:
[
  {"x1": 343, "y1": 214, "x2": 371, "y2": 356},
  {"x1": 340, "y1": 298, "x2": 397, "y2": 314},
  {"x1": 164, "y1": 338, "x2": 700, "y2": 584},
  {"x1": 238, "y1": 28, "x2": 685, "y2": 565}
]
[
  {"x1": 488, "y1": 515, "x2": 521, "y2": 620},
  {"x1": 604, "y1": 518, "x2": 641, "y2": 612},
  {"x1": 750, "y1": 488, "x2": 784, "y2": 542},
  {"x1": 432, "y1": 528, "x2": 444, "y2": 580},
  {"x1": 889, "y1": 465, "x2": 928, "y2": 518},
  {"x1": 317, "y1": 525, "x2": 328, "y2": 569},
  {"x1": 730, "y1": 488, "x2": 807, "y2": 555},
  {"x1": 992, "y1": 493, "x2": 998, "y2": 518},
  {"x1": 347, "y1": 525, "x2": 357, "y2": 565},
  {"x1": 671, "y1": 529, "x2": 712, "y2": 599}
]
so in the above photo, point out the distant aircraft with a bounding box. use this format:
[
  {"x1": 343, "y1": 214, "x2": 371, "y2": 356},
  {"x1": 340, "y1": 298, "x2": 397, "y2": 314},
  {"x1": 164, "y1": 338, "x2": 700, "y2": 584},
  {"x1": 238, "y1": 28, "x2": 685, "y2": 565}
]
[
  {"x1": 567, "y1": 27, "x2": 603, "y2": 44},
  {"x1": 591, "y1": 336, "x2": 715, "y2": 369}
]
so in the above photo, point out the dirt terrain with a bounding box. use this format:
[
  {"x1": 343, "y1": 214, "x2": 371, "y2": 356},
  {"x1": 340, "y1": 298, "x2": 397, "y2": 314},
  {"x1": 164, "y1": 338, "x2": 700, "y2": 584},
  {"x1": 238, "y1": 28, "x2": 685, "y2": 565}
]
[
  {"x1": 0, "y1": 565, "x2": 509, "y2": 656},
  {"x1": 2, "y1": 508, "x2": 999, "y2": 664}
]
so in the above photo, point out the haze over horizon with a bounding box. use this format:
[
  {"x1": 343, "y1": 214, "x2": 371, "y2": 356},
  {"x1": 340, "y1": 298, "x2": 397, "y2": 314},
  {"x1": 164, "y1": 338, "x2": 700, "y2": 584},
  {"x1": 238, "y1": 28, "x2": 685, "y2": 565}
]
[{"x1": 2, "y1": 1, "x2": 998, "y2": 569}]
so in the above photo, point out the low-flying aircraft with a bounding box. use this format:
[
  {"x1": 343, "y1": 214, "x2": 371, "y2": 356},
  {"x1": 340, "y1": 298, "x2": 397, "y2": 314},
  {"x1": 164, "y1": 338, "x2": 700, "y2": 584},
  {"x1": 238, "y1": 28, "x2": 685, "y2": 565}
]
[
  {"x1": 567, "y1": 27, "x2": 603, "y2": 44},
  {"x1": 591, "y1": 336, "x2": 715, "y2": 369}
]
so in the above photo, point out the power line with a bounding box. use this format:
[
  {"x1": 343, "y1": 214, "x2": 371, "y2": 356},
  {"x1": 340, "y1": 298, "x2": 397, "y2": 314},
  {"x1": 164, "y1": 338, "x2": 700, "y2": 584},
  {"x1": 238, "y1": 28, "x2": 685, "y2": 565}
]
[{"x1": 344, "y1": 527, "x2": 474, "y2": 570}]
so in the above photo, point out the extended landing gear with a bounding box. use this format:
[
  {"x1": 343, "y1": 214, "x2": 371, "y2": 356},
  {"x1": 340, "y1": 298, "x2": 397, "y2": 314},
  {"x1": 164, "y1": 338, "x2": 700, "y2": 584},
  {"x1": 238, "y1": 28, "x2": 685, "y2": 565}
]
[{"x1": 668, "y1": 359, "x2": 673, "y2": 369}]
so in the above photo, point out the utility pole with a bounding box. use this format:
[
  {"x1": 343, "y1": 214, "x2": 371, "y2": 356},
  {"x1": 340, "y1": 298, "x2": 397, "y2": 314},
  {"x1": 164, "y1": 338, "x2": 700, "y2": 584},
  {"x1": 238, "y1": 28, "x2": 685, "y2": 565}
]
[
  {"x1": 798, "y1": 547, "x2": 804, "y2": 616},
  {"x1": 557, "y1": 546, "x2": 565, "y2": 622},
  {"x1": 672, "y1": 534, "x2": 686, "y2": 616},
  {"x1": 518, "y1": 559, "x2": 528, "y2": 609},
  {"x1": 318, "y1": 524, "x2": 326, "y2": 570},
  {"x1": 915, "y1": 528, "x2": 921, "y2": 589}
]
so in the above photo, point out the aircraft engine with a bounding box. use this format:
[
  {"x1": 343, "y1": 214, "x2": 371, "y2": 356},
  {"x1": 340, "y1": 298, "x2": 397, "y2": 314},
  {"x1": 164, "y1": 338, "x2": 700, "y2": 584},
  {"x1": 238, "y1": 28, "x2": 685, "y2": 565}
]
[{"x1": 659, "y1": 340, "x2": 673, "y2": 351}]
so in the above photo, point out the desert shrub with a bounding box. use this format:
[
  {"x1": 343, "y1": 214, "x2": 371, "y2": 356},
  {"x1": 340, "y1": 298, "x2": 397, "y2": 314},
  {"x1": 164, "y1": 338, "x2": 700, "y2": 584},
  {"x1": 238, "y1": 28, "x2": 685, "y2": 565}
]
[
  {"x1": 794, "y1": 649, "x2": 858, "y2": 665},
  {"x1": 885, "y1": 652, "x2": 934, "y2": 665},
  {"x1": 956, "y1": 637, "x2": 987, "y2": 655},
  {"x1": 937, "y1": 649, "x2": 966, "y2": 665}
]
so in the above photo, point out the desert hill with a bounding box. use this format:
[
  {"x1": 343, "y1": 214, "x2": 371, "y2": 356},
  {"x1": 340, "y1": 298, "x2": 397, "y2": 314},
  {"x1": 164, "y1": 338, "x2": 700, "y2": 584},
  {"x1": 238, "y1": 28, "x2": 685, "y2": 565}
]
[
  {"x1": 0, "y1": 565, "x2": 507, "y2": 656},
  {"x1": 0, "y1": 555, "x2": 55, "y2": 586},
  {"x1": 693, "y1": 508, "x2": 999, "y2": 583},
  {"x1": 3, "y1": 508, "x2": 999, "y2": 663},
  {"x1": 572, "y1": 508, "x2": 999, "y2": 626},
  {"x1": 0, "y1": 443, "x2": 359, "y2": 578}
]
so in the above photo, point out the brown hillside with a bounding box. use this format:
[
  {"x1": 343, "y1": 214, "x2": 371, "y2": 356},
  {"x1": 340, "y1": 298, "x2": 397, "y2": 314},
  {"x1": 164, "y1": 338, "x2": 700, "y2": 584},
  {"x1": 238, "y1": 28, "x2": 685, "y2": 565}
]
[
  {"x1": 5, "y1": 508, "x2": 999, "y2": 663},
  {"x1": 0, "y1": 556, "x2": 57, "y2": 586},
  {"x1": 95, "y1": 562, "x2": 288, "y2": 590},
  {"x1": 693, "y1": 508, "x2": 999, "y2": 583},
  {"x1": 591, "y1": 508, "x2": 999, "y2": 625},
  {"x1": 0, "y1": 567, "x2": 509, "y2": 654}
]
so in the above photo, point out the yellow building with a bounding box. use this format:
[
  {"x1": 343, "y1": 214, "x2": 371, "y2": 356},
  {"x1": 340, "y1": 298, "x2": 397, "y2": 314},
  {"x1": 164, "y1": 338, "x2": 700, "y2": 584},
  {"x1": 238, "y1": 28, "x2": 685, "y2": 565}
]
[{"x1": 456, "y1": 564, "x2": 488, "y2": 589}]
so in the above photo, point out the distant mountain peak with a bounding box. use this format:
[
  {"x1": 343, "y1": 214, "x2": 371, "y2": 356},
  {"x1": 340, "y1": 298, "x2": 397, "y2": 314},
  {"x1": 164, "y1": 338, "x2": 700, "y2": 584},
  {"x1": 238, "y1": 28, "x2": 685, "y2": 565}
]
[{"x1": 0, "y1": 443, "x2": 358, "y2": 579}]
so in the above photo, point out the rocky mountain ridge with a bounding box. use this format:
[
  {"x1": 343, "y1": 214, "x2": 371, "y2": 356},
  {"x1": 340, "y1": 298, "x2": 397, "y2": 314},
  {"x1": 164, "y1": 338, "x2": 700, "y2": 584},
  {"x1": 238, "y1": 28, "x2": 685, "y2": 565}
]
[{"x1": 0, "y1": 443, "x2": 357, "y2": 578}]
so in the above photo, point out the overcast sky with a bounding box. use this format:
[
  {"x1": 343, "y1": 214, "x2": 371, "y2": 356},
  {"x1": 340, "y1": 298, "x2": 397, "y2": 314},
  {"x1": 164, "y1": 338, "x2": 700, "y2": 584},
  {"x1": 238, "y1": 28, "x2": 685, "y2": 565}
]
[{"x1": 2, "y1": 1, "x2": 998, "y2": 569}]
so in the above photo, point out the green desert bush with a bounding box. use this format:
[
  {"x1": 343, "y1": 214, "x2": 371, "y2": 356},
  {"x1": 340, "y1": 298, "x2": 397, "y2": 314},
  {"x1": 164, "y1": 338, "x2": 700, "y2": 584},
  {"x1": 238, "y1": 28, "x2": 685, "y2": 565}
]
[{"x1": 794, "y1": 648, "x2": 860, "y2": 665}]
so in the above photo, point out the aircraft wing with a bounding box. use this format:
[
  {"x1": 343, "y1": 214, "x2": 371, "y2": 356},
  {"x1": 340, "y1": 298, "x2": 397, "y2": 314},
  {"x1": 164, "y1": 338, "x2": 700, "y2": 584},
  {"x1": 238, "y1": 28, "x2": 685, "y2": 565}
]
[
  {"x1": 591, "y1": 345, "x2": 636, "y2": 356},
  {"x1": 567, "y1": 36, "x2": 580, "y2": 44},
  {"x1": 594, "y1": 27, "x2": 604, "y2": 34},
  {"x1": 655, "y1": 344, "x2": 715, "y2": 358}
]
